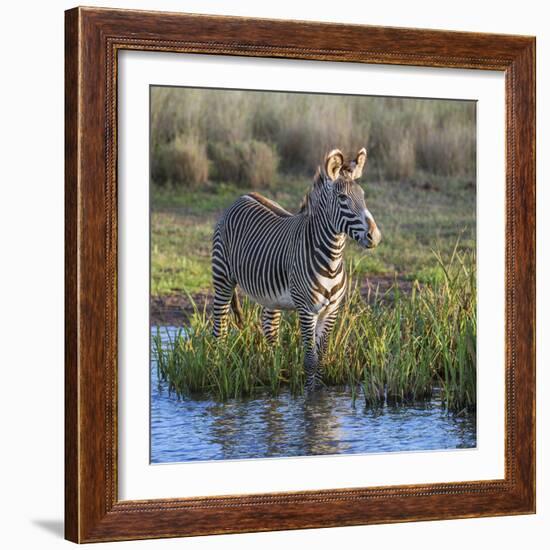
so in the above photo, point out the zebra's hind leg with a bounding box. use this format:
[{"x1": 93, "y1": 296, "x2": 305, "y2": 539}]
[
  {"x1": 212, "y1": 283, "x2": 236, "y2": 339},
  {"x1": 212, "y1": 223, "x2": 235, "y2": 339},
  {"x1": 298, "y1": 309, "x2": 320, "y2": 394},
  {"x1": 262, "y1": 308, "x2": 282, "y2": 344}
]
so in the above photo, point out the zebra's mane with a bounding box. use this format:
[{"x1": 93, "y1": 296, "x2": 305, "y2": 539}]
[{"x1": 299, "y1": 168, "x2": 325, "y2": 215}]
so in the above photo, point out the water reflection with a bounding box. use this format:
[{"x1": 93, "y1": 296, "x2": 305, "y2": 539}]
[{"x1": 150, "y1": 327, "x2": 476, "y2": 463}]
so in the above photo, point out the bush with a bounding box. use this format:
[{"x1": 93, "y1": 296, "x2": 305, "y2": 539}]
[
  {"x1": 275, "y1": 97, "x2": 359, "y2": 175},
  {"x1": 384, "y1": 134, "x2": 416, "y2": 180},
  {"x1": 151, "y1": 136, "x2": 208, "y2": 188},
  {"x1": 416, "y1": 123, "x2": 476, "y2": 178},
  {"x1": 251, "y1": 102, "x2": 282, "y2": 144},
  {"x1": 276, "y1": 121, "x2": 318, "y2": 175},
  {"x1": 209, "y1": 140, "x2": 279, "y2": 188}
]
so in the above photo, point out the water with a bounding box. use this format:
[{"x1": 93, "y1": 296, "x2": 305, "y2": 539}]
[{"x1": 151, "y1": 326, "x2": 476, "y2": 464}]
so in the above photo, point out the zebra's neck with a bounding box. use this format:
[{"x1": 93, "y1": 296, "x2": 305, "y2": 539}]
[{"x1": 303, "y1": 206, "x2": 347, "y2": 270}]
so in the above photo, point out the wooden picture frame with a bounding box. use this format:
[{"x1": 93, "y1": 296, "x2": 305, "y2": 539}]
[{"x1": 65, "y1": 6, "x2": 536, "y2": 543}]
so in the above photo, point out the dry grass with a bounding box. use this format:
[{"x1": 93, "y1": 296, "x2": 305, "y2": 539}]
[{"x1": 150, "y1": 87, "x2": 476, "y2": 185}]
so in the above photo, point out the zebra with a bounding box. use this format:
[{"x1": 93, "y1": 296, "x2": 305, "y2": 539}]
[{"x1": 211, "y1": 147, "x2": 382, "y2": 392}]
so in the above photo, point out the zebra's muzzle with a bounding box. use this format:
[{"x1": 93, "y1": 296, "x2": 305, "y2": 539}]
[{"x1": 360, "y1": 226, "x2": 382, "y2": 248}]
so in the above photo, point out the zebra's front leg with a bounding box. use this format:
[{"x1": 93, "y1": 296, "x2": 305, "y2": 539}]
[
  {"x1": 315, "y1": 305, "x2": 341, "y2": 370},
  {"x1": 298, "y1": 309, "x2": 319, "y2": 393},
  {"x1": 262, "y1": 308, "x2": 282, "y2": 344}
]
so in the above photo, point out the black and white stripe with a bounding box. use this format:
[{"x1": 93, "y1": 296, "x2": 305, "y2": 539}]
[{"x1": 212, "y1": 148, "x2": 381, "y2": 391}]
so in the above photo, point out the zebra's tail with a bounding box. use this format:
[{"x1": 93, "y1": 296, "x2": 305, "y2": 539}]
[{"x1": 231, "y1": 289, "x2": 244, "y2": 329}]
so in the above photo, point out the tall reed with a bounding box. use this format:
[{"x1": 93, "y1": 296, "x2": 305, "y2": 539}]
[{"x1": 153, "y1": 249, "x2": 476, "y2": 411}]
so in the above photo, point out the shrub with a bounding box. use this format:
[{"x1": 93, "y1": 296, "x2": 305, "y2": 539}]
[
  {"x1": 209, "y1": 140, "x2": 279, "y2": 188},
  {"x1": 251, "y1": 100, "x2": 282, "y2": 144},
  {"x1": 384, "y1": 133, "x2": 416, "y2": 180},
  {"x1": 416, "y1": 123, "x2": 476, "y2": 178},
  {"x1": 151, "y1": 136, "x2": 208, "y2": 188},
  {"x1": 365, "y1": 104, "x2": 417, "y2": 181},
  {"x1": 277, "y1": 121, "x2": 319, "y2": 175},
  {"x1": 275, "y1": 98, "x2": 358, "y2": 175}
]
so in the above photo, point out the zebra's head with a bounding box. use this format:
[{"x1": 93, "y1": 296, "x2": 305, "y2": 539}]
[{"x1": 323, "y1": 148, "x2": 382, "y2": 249}]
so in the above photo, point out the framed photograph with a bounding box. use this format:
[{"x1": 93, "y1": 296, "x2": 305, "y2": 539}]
[{"x1": 65, "y1": 7, "x2": 535, "y2": 543}]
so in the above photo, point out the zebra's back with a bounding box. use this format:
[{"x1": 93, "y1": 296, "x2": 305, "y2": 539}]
[{"x1": 215, "y1": 194, "x2": 301, "y2": 309}]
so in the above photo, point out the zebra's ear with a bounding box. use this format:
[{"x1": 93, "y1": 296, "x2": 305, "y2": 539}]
[
  {"x1": 324, "y1": 149, "x2": 344, "y2": 181},
  {"x1": 351, "y1": 148, "x2": 367, "y2": 179}
]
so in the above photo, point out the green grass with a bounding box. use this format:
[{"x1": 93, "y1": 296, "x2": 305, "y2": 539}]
[
  {"x1": 151, "y1": 174, "x2": 475, "y2": 296},
  {"x1": 153, "y1": 248, "x2": 476, "y2": 412}
]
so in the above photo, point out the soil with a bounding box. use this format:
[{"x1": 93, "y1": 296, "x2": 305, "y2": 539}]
[{"x1": 151, "y1": 276, "x2": 416, "y2": 326}]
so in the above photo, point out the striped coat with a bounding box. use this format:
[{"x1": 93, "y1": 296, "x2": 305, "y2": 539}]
[{"x1": 212, "y1": 148, "x2": 381, "y2": 391}]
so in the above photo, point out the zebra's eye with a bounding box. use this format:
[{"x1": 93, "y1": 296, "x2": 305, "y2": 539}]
[{"x1": 338, "y1": 193, "x2": 348, "y2": 200}]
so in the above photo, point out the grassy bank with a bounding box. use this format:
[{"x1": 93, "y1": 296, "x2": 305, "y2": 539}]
[{"x1": 153, "y1": 247, "x2": 476, "y2": 412}]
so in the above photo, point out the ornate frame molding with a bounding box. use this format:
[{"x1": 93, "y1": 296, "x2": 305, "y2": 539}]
[{"x1": 65, "y1": 7, "x2": 535, "y2": 542}]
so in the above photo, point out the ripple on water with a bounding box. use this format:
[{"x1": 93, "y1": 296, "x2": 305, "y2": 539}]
[{"x1": 150, "y1": 327, "x2": 476, "y2": 463}]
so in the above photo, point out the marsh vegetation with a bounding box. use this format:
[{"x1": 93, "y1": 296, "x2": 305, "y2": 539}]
[{"x1": 153, "y1": 246, "x2": 475, "y2": 412}]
